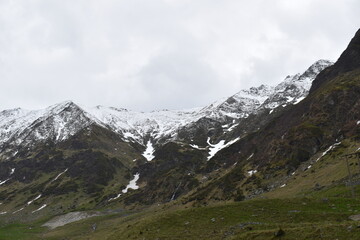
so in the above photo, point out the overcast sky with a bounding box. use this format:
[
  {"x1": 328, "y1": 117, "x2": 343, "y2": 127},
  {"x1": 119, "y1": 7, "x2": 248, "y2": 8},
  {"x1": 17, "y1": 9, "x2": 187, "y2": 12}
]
[{"x1": 0, "y1": 0, "x2": 359, "y2": 111}]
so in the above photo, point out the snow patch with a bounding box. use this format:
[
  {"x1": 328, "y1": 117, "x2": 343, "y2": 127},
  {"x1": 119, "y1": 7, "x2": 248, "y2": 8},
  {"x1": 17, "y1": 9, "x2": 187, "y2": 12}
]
[
  {"x1": 122, "y1": 173, "x2": 140, "y2": 193},
  {"x1": 27, "y1": 194, "x2": 42, "y2": 205},
  {"x1": 55, "y1": 118, "x2": 65, "y2": 141},
  {"x1": 286, "y1": 96, "x2": 295, "y2": 102},
  {"x1": 247, "y1": 170, "x2": 257, "y2": 176},
  {"x1": 32, "y1": 204, "x2": 47, "y2": 213},
  {"x1": 207, "y1": 137, "x2": 240, "y2": 161},
  {"x1": 12, "y1": 207, "x2": 24, "y2": 214},
  {"x1": 357, "y1": 120, "x2": 360, "y2": 125},
  {"x1": 294, "y1": 97, "x2": 305, "y2": 105},
  {"x1": 280, "y1": 184, "x2": 286, "y2": 188},
  {"x1": 0, "y1": 211, "x2": 6, "y2": 215},
  {"x1": 108, "y1": 193, "x2": 122, "y2": 202},
  {"x1": 10, "y1": 168, "x2": 15, "y2": 175},
  {"x1": 0, "y1": 178, "x2": 10, "y2": 186},
  {"x1": 224, "y1": 124, "x2": 239, "y2": 132},
  {"x1": 246, "y1": 153, "x2": 254, "y2": 161},
  {"x1": 123, "y1": 131, "x2": 137, "y2": 140},
  {"x1": 190, "y1": 144, "x2": 206, "y2": 150},
  {"x1": 315, "y1": 142, "x2": 341, "y2": 162},
  {"x1": 51, "y1": 169, "x2": 68, "y2": 182},
  {"x1": 142, "y1": 141, "x2": 155, "y2": 161}
]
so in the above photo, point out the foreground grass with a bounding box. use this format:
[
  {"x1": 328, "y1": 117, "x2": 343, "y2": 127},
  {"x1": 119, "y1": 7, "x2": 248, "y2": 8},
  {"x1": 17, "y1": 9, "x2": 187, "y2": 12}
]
[
  {"x1": 2, "y1": 196, "x2": 359, "y2": 240},
  {"x1": 106, "y1": 197, "x2": 360, "y2": 240},
  {"x1": 0, "y1": 223, "x2": 44, "y2": 240}
]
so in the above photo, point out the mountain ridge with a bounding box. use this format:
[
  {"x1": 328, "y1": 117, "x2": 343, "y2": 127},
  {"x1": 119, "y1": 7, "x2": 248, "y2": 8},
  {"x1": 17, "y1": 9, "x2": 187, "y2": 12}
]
[{"x1": 0, "y1": 59, "x2": 333, "y2": 153}]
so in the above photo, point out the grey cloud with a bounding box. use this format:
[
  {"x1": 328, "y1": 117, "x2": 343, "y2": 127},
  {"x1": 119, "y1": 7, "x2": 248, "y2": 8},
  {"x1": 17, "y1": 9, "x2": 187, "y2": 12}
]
[{"x1": 0, "y1": 0, "x2": 359, "y2": 111}]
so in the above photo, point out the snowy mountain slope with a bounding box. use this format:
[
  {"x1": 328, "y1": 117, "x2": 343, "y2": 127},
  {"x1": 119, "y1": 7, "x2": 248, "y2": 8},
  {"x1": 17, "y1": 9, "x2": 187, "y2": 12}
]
[
  {"x1": 201, "y1": 84, "x2": 274, "y2": 120},
  {"x1": 260, "y1": 59, "x2": 333, "y2": 110},
  {"x1": 0, "y1": 60, "x2": 333, "y2": 152},
  {"x1": 0, "y1": 101, "x2": 98, "y2": 152},
  {"x1": 201, "y1": 60, "x2": 333, "y2": 120},
  {"x1": 0, "y1": 108, "x2": 44, "y2": 146},
  {"x1": 0, "y1": 101, "x2": 204, "y2": 151},
  {"x1": 175, "y1": 60, "x2": 333, "y2": 145},
  {"x1": 84, "y1": 106, "x2": 204, "y2": 143}
]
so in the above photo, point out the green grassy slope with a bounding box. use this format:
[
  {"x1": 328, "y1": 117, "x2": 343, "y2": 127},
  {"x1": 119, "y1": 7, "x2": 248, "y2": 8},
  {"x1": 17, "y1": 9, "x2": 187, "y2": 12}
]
[{"x1": 2, "y1": 194, "x2": 359, "y2": 240}]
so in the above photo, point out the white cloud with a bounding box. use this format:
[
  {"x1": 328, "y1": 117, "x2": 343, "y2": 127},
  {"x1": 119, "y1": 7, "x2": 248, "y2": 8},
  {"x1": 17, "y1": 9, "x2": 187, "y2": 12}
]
[{"x1": 0, "y1": 0, "x2": 359, "y2": 111}]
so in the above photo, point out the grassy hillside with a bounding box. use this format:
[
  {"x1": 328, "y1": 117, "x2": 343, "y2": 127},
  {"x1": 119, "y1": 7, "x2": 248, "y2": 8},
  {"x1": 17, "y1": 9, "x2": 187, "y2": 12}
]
[{"x1": 1, "y1": 193, "x2": 360, "y2": 240}]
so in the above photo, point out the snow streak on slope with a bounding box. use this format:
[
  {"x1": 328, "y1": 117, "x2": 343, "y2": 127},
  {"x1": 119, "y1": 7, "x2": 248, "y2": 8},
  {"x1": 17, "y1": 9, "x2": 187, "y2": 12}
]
[
  {"x1": 108, "y1": 193, "x2": 122, "y2": 202},
  {"x1": 315, "y1": 142, "x2": 341, "y2": 162},
  {"x1": 27, "y1": 194, "x2": 42, "y2": 205},
  {"x1": 142, "y1": 141, "x2": 155, "y2": 161},
  {"x1": 122, "y1": 173, "x2": 140, "y2": 193},
  {"x1": 51, "y1": 169, "x2": 68, "y2": 182},
  {"x1": 247, "y1": 170, "x2": 257, "y2": 176},
  {"x1": 190, "y1": 144, "x2": 207, "y2": 150},
  {"x1": 12, "y1": 207, "x2": 24, "y2": 214},
  {"x1": 32, "y1": 204, "x2": 47, "y2": 213},
  {"x1": 108, "y1": 173, "x2": 140, "y2": 201},
  {"x1": 207, "y1": 137, "x2": 240, "y2": 161},
  {"x1": 0, "y1": 179, "x2": 10, "y2": 186}
]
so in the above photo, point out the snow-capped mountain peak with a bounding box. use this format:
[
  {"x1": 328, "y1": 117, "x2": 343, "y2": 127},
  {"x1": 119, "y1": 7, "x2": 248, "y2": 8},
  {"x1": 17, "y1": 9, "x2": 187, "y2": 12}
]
[
  {"x1": 301, "y1": 59, "x2": 333, "y2": 79},
  {"x1": 0, "y1": 101, "x2": 95, "y2": 151},
  {"x1": 197, "y1": 60, "x2": 333, "y2": 120},
  {"x1": 261, "y1": 59, "x2": 334, "y2": 109}
]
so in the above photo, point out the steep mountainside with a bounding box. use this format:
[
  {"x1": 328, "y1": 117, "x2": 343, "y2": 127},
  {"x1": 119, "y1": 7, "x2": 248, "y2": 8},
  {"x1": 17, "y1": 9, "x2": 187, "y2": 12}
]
[{"x1": 185, "y1": 29, "x2": 360, "y2": 202}]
